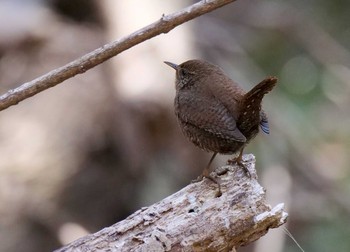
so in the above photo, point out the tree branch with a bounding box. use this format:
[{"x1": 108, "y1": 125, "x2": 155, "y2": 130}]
[
  {"x1": 0, "y1": 0, "x2": 235, "y2": 111},
  {"x1": 55, "y1": 154, "x2": 287, "y2": 252}
]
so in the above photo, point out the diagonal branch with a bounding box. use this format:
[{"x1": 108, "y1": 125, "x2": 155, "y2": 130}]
[{"x1": 0, "y1": 0, "x2": 235, "y2": 112}]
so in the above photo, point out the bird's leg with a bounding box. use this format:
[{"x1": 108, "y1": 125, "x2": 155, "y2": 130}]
[
  {"x1": 192, "y1": 152, "x2": 217, "y2": 182},
  {"x1": 227, "y1": 148, "x2": 251, "y2": 177},
  {"x1": 202, "y1": 152, "x2": 217, "y2": 178},
  {"x1": 192, "y1": 152, "x2": 221, "y2": 196}
]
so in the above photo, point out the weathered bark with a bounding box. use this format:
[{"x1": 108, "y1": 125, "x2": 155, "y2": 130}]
[{"x1": 55, "y1": 154, "x2": 287, "y2": 252}]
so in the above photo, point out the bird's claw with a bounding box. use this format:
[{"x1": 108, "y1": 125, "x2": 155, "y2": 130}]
[{"x1": 227, "y1": 158, "x2": 251, "y2": 178}]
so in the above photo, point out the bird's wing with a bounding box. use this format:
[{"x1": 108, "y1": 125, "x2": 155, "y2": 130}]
[
  {"x1": 207, "y1": 73, "x2": 246, "y2": 119},
  {"x1": 177, "y1": 92, "x2": 246, "y2": 142}
]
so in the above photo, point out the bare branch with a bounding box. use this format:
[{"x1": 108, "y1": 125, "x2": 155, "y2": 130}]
[
  {"x1": 0, "y1": 0, "x2": 235, "y2": 111},
  {"x1": 55, "y1": 154, "x2": 287, "y2": 252}
]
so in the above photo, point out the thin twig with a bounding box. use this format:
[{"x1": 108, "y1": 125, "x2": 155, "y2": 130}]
[{"x1": 0, "y1": 0, "x2": 235, "y2": 111}]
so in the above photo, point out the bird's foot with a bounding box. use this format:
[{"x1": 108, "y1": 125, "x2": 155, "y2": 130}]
[
  {"x1": 191, "y1": 175, "x2": 204, "y2": 183},
  {"x1": 227, "y1": 157, "x2": 251, "y2": 178},
  {"x1": 192, "y1": 174, "x2": 222, "y2": 197}
]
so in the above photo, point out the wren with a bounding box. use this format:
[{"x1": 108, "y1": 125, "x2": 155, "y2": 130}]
[{"x1": 164, "y1": 59, "x2": 277, "y2": 192}]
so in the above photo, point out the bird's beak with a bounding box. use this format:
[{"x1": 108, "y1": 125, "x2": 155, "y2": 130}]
[{"x1": 164, "y1": 61, "x2": 178, "y2": 70}]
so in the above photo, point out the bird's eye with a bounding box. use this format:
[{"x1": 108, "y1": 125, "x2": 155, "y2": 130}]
[
  {"x1": 179, "y1": 68, "x2": 187, "y2": 77},
  {"x1": 178, "y1": 68, "x2": 194, "y2": 80}
]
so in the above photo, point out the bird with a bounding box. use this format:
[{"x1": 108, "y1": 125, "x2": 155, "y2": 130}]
[{"x1": 164, "y1": 59, "x2": 277, "y2": 192}]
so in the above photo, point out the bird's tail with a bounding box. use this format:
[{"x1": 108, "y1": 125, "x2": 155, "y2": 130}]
[
  {"x1": 237, "y1": 77, "x2": 277, "y2": 133},
  {"x1": 244, "y1": 76, "x2": 277, "y2": 103}
]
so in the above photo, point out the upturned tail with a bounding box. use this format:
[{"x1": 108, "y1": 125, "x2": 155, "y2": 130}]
[
  {"x1": 237, "y1": 77, "x2": 277, "y2": 134},
  {"x1": 244, "y1": 76, "x2": 277, "y2": 103},
  {"x1": 241, "y1": 76, "x2": 277, "y2": 112}
]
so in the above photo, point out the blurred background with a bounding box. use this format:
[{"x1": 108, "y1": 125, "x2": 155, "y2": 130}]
[{"x1": 0, "y1": 0, "x2": 349, "y2": 251}]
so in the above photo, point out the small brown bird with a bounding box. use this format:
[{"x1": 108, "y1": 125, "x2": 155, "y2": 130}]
[{"x1": 164, "y1": 59, "x2": 277, "y2": 190}]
